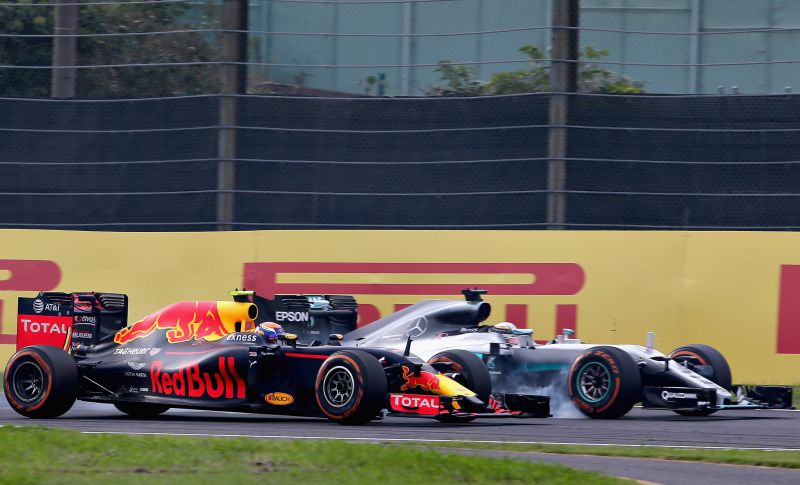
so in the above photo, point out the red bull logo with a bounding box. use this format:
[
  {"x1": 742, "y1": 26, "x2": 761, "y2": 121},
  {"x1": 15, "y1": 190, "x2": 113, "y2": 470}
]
[
  {"x1": 115, "y1": 301, "x2": 227, "y2": 345},
  {"x1": 400, "y1": 365, "x2": 441, "y2": 392},
  {"x1": 150, "y1": 357, "x2": 245, "y2": 399}
]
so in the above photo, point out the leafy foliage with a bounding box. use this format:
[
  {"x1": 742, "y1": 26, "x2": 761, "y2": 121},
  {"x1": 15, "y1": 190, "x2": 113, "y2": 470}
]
[
  {"x1": 428, "y1": 44, "x2": 645, "y2": 96},
  {"x1": 426, "y1": 62, "x2": 486, "y2": 96},
  {"x1": 0, "y1": 1, "x2": 219, "y2": 97}
]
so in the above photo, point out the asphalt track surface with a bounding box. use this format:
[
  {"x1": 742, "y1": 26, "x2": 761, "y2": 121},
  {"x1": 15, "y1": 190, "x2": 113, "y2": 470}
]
[{"x1": 2, "y1": 400, "x2": 799, "y2": 485}]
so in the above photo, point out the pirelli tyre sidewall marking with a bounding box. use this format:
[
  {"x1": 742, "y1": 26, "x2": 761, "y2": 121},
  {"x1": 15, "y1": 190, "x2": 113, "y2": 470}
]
[
  {"x1": 670, "y1": 350, "x2": 707, "y2": 366},
  {"x1": 4, "y1": 351, "x2": 53, "y2": 412},
  {"x1": 568, "y1": 349, "x2": 622, "y2": 415},
  {"x1": 314, "y1": 354, "x2": 365, "y2": 420}
]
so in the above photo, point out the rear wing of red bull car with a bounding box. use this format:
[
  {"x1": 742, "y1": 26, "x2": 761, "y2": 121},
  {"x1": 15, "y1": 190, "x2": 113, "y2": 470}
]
[
  {"x1": 16, "y1": 291, "x2": 128, "y2": 351},
  {"x1": 234, "y1": 291, "x2": 359, "y2": 344}
]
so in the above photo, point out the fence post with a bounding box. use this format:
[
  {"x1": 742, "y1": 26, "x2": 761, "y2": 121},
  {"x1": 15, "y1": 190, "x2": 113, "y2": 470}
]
[
  {"x1": 547, "y1": 0, "x2": 579, "y2": 229},
  {"x1": 51, "y1": 0, "x2": 77, "y2": 98},
  {"x1": 217, "y1": 0, "x2": 249, "y2": 230}
]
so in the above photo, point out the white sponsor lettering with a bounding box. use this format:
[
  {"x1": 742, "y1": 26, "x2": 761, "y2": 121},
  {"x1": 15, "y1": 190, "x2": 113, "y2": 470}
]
[
  {"x1": 72, "y1": 332, "x2": 93, "y2": 339},
  {"x1": 125, "y1": 372, "x2": 147, "y2": 378},
  {"x1": 225, "y1": 333, "x2": 258, "y2": 342},
  {"x1": 275, "y1": 311, "x2": 310, "y2": 322},
  {"x1": 662, "y1": 390, "x2": 698, "y2": 400},
  {"x1": 21, "y1": 318, "x2": 68, "y2": 334},
  {"x1": 391, "y1": 394, "x2": 438, "y2": 409},
  {"x1": 114, "y1": 347, "x2": 151, "y2": 355},
  {"x1": 74, "y1": 316, "x2": 97, "y2": 324}
]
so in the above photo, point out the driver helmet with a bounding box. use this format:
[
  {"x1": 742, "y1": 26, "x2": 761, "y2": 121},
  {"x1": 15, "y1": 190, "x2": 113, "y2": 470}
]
[
  {"x1": 491, "y1": 322, "x2": 520, "y2": 346},
  {"x1": 255, "y1": 322, "x2": 285, "y2": 342}
]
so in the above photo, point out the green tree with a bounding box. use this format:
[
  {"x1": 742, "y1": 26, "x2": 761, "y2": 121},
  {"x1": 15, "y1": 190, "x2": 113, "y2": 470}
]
[
  {"x1": 0, "y1": 1, "x2": 219, "y2": 97},
  {"x1": 0, "y1": 5, "x2": 52, "y2": 96},
  {"x1": 426, "y1": 62, "x2": 486, "y2": 96},
  {"x1": 428, "y1": 44, "x2": 645, "y2": 96}
]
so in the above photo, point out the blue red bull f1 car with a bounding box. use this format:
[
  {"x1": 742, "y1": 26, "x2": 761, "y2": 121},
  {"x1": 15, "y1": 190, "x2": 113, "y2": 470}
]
[{"x1": 4, "y1": 290, "x2": 549, "y2": 424}]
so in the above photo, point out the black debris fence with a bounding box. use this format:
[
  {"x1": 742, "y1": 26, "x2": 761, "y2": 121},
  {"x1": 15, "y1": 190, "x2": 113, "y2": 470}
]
[
  {"x1": 2, "y1": 92, "x2": 800, "y2": 230},
  {"x1": 3, "y1": 0, "x2": 800, "y2": 231}
]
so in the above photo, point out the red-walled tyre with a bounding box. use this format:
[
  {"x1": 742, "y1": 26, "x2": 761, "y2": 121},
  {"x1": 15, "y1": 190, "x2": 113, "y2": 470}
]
[
  {"x1": 669, "y1": 344, "x2": 732, "y2": 417},
  {"x1": 315, "y1": 350, "x2": 387, "y2": 425},
  {"x1": 568, "y1": 346, "x2": 641, "y2": 419},
  {"x1": 4, "y1": 346, "x2": 78, "y2": 418}
]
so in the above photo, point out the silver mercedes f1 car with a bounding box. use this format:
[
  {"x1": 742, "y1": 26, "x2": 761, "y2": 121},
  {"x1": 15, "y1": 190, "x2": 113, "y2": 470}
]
[{"x1": 338, "y1": 289, "x2": 793, "y2": 419}]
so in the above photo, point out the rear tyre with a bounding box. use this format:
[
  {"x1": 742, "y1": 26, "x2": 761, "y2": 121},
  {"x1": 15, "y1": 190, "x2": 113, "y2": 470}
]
[
  {"x1": 315, "y1": 350, "x2": 387, "y2": 425},
  {"x1": 4, "y1": 346, "x2": 78, "y2": 418},
  {"x1": 669, "y1": 344, "x2": 732, "y2": 417},
  {"x1": 568, "y1": 346, "x2": 641, "y2": 419},
  {"x1": 428, "y1": 350, "x2": 491, "y2": 423},
  {"x1": 114, "y1": 402, "x2": 170, "y2": 418}
]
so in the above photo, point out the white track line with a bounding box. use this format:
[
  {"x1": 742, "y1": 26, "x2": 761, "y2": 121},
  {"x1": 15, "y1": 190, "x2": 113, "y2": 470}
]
[{"x1": 79, "y1": 430, "x2": 800, "y2": 452}]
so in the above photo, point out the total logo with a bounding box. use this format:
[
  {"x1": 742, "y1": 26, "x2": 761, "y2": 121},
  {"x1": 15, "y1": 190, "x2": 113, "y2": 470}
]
[
  {"x1": 19, "y1": 318, "x2": 68, "y2": 335},
  {"x1": 275, "y1": 311, "x2": 309, "y2": 322},
  {"x1": 662, "y1": 391, "x2": 698, "y2": 400},
  {"x1": 150, "y1": 357, "x2": 245, "y2": 399},
  {"x1": 32, "y1": 299, "x2": 61, "y2": 314},
  {"x1": 389, "y1": 394, "x2": 440, "y2": 415}
]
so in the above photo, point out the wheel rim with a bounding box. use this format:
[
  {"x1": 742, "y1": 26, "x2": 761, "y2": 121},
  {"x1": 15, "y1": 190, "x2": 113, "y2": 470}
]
[
  {"x1": 12, "y1": 361, "x2": 46, "y2": 403},
  {"x1": 576, "y1": 362, "x2": 611, "y2": 403},
  {"x1": 322, "y1": 365, "x2": 355, "y2": 408}
]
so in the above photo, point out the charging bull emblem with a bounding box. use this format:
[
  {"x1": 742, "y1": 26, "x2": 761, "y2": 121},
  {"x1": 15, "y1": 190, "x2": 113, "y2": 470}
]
[
  {"x1": 400, "y1": 365, "x2": 441, "y2": 392},
  {"x1": 114, "y1": 300, "x2": 256, "y2": 345}
]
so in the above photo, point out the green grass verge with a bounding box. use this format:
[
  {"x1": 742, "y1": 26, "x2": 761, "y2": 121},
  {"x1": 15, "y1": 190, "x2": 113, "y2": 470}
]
[
  {"x1": 0, "y1": 426, "x2": 629, "y2": 485},
  {"x1": 407, "y1": 441, "x2": 800, "y2": 469}
]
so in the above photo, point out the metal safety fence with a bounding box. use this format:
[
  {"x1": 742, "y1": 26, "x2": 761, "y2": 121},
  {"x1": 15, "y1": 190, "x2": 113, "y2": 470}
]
[{"x1": 2, "y1": 0, "x2": 800, "y2": 230}]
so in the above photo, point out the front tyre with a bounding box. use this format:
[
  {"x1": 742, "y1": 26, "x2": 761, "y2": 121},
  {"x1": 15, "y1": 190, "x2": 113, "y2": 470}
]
[
  {"x1": 114, "y1": 402, "x2": 170, "y2": 418},
  {"x1": 568, "y1": 346, "x2": 641, "y2": 419},
  {"x1": 428, "y1": 349, "x2": 492, "y2": 423},
  {"x1": 315, "y1": 350, "x2": 387, "y2": 425},
  {"x1": 4, "y1": 346, "x2": 78, "y2": 418},
  {"x1": 669, "y1": 344, "x2": 732, "y2": 417}
]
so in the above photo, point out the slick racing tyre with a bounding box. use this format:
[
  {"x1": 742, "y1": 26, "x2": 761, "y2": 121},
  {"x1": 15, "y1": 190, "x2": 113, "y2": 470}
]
[
  {"x1": 4, "y1": 346, "x2": 79, "y2": 418},
  {"x1": 428, "y1": 349, "x2": 492, "y2": 423},
  {"x1": 114, "y1": 402, "x2": 170, "y2": 418},
  {"x1": 669, "y1": 344, "x2": 732, "y2": 417},
  {"x1": 428, "y1": 350, "x2": 491, "y2": 403},
  {"x1": 568, "y1": 346, "x2": 641, "y2": 419},
  {"x1": 315, "y1": 350, "x2": 387, "y2": 425}
]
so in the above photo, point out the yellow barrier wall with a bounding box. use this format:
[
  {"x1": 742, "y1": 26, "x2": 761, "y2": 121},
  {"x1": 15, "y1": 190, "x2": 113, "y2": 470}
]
[{"x1": 1, "y1": 229, "x2": 799, "y2": 384}]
